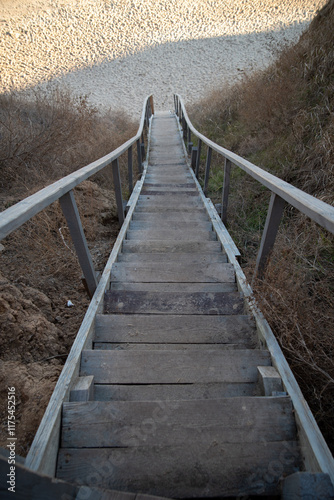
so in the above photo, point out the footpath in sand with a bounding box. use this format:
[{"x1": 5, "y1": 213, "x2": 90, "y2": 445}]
[{"x1": 0, "y1": 0, "x2": 327, "y2": 114}]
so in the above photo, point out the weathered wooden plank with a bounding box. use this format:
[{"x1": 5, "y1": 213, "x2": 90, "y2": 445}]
[
  {"x1": 117, "y1": 252, "x2": 227, "y2": 264},
  {"x1": 104, "y1": 290, "x2": 244, "y2": 315},
  {"x1": 80, "y1": 349, "x2": 271, "y2": 383},
  {"x1": 57, "y1": 441, "x2": 301, "y2": 498},
  {"x1": 129, "y1": 220, "x2": 213, "y2": 230},
  {"x1": 122, "y1": 240, "x2": 222, "y2": 253},
  {"x1": 69, "y1": 376, "x2": 94, "y2": 402},
  {"x1": 141, "y1": 190, "x2": 198, "y2": 196},
  {"x1": 94, "y1": 382, "x2": 257, "y2": 401},
  {"x1": 59, "y1": 190, "x2": 97, "y2": 298},
  {"x1": 61, "y1": 397, "x2": 296, "y2": 448},
  {"x1": 94, "y1": 342, "x2": 248, "y2": 351},
  {"x1": 134, "y1": 205, "x2": 206, "y2": 213},
  {"x1": 258, "y1": 366, "x2": 283, "y2": 396},
  {"x1": 95, "y1": 313, "x2": 255, "y2": 344},
  {"x1": 109, "y1": 282, "x2": 236, "y2": 292},
  {"x1": 143, "y1": 182, "x2": 196, "y2": 188},
  {"x1": 126, "y1": 229, "x2": 217, "y2": 241},
  {"x1": 110, "y1": 262, "x2": 235, "y2": 283},
  {"x1": 131, "y1": 211, "x2": 209, "y2": 221}
]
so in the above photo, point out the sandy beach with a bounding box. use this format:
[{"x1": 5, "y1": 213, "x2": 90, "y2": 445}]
[{"x1": 0, "y1": 0, "x2": 326, "y2": 116}]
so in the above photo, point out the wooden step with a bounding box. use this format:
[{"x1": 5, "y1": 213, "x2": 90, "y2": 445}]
[
  {"x1": 94, "y1": 342, "x2": 252, "y2": 351},
  {"x1": 134, "y1": 205, "x2": 206, "y2": 213},
  {"x1": 104, "y1": 290, "x2": 244, "y2": 314},
  {"x1": 131, "y1": 212, "x2": 210, "y2": 221},
  {"x1": 60, "y1": 397, "x2": 297, "y2": 448},
  {"x1": 121, "y1": 240, "x2": 222, "y2": 253},
  {"x1": 110, "y1": 262, "x2": 235, "y2": 283},
  {"x1": 117, "y1": 252, "x2": 227, "y2": 263},
  {"x1": 93, "y1": 382, "x2": 258, "y2": 401},
  {"x1": 129, "y1": 220, "x2": 213, "y2": 230},
  {"x1": 109, "y1": 282, "x2": 237, "y2": 292},
  {"x1": 80, "y1": 349, "x2": 270, "y2": 383},
  {"x1": 143, "y1": 182, "x2": 196, "y2": 188},
  {"x1": 57, "y1": 442, "x2": 300, "y2": 498},
  {"x1": 126, "y1": 229, "x2": 217, "y2": 241},
  {"x1": 95, "y1": 314, "x2": 256, "y2": 344}
]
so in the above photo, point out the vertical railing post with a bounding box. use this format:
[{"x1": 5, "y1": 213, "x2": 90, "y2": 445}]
[
  {"x1": 187, "y1": 127, "x2": 191, "y2": 149},
  {"x1": 195, "y1": 139, "x2": 202, "y2": 179},
  {"x1": 191, "y1": 147, "x2": 198, "y2": 171},
  {"x1": 136, "y1": 139, "x2": 142, "y2": 174},
  {"x1": 128, "y1": 146, "x2": 133, "y2": 195},
  {"x1": 204, "y1": 147, "x2": 212, "y2": 195},
  {"x1": 59, "y1": 190, "x2": 97, "y2": 298},
  {"x1": 141, "y1": 132, "x2": 145, "y2": 160},
  {"x1": 111, "y1": 158, "x2": 125, "y2": 227},
  {"x1": 222, "y1": 158, "x2": 232, "y2": 225},
  {"x1": 253, "y1": 192, "x2": 285, "y2": 281},
  {"x1": 149, "y1": 95, "x2": 154, "y2": 116}
]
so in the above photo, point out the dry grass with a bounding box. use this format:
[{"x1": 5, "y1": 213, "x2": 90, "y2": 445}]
[
  {"x1": 189, "y1": 0, "x2": 334, "y2": 451},
  {"x1": 0, "y1": 86, "x2": 138, "y2": 454}
]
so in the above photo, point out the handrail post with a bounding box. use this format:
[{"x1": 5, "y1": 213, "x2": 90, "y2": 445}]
[
  {"x1": 149, "y1": 95, "x2": 154, "y2": 116},
  {"x1": 187, "y1": 127, "x2": 191, "y2": 148},
  {"x1": 191, "y1": 147, "x2": 198, "y2": 171},
  {"x1": 136, "y1": 139, "x2": 142, "y2": 174},
  {"x1": 253, "y1": 192, "x2": 285, "y2": 280},
  {"x1": 195, "y1": 139, "x2": 202, "y2": 179},
  {"x1": 128, "y1": 145, "x2": 133, "y2": 194},
  {"x1": 141, "y1": 132, "x2": 145, "y2": 160},
  {"x1": 59, "y1": 190, "x2": 97, "y2": 298},
  {"x1": 204, "y1": 147, "x2": 212, "y2": 195},
  {"x1": 222, "y1": 158, "x2": 232, "y2": 225},
  {"x1": 112, "y1": 158, "x2": 125, "y2": 227}
]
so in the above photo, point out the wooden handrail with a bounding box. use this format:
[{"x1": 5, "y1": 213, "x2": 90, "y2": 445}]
[
  {"x1": 0, "y1": 95, "x2": 153, "y2": 296},
  {"x1": 0, "y1": 95, "x2": 153, "y2": 241},
  {"x1": 174, "y1": 93, "x2": 334, "y2": 276}
]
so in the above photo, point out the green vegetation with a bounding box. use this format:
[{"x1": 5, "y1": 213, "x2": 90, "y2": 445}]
[{"x1": 189, "y1": 0, "x2": 334, "y2": 451}]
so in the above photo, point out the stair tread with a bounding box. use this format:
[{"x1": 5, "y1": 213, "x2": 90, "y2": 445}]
[
  {"x1": 95, "y1": 313, "x2": 256, "y2": 344},
  {"x1": 61, "y1": 397, "x2": 296, "y2": 448},
  {"x1": 110, "y1": 262, "x2": 235, "y2": 283},
  {"x1": 57, "y1": 441, "x2": 301, "y2": 498},
  {"x1": 80, "y1": 349, "x2": 271, "y2": 383}
]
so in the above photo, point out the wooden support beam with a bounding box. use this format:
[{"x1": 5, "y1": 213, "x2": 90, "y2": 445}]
[
  {"x1": 204, "y1": 146, "x2": 212, "y2": 195},
  {"x1": 149, "y1": 95, "x2": 154, "y2": 116},
  {"x1": 136, "y1": 139, "x2": 142, "y2": 174},
  {"x1": 258, "y1": 366, "x2": 283, "y2": 396},
  {"x1": 69, "y1": 376, "x2": 94, "y2": 402},
  {"x1": 128, "y1": 145, "x2": 133, "y2": 194},
  {"x1": 222, "y1": 158, "x2": 231, "y2": 225},
  {"x1": 254, "y1": 192, "x2": 285, "y2": 279},
  {"x1": 111, "y1": 158, "x2": 125, "y2": 227},
  {"x1": 195, "y1": 139, "x2": 202, "y2": 178},
  {"x1": 59, "y1": 190, "x2": 97, "y2": 298},
  {"x1": 191, "y1": 147, "x2": 198, "y2": 171},
  {"x1": 188, "y1": 141, "x2": 193, "y2": 155},
  {"x1": 187, "y1": 127, "x2": 191, "y2": 146}
]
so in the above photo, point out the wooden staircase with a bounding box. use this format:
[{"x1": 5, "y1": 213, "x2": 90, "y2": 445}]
[{"x1": 56, "y1": 112, "x2": 302, "y2": 497}]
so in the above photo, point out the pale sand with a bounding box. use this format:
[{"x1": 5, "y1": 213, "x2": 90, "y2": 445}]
[{"x1": 0, "y1": 0, "x2": 326, "y2": 116}]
